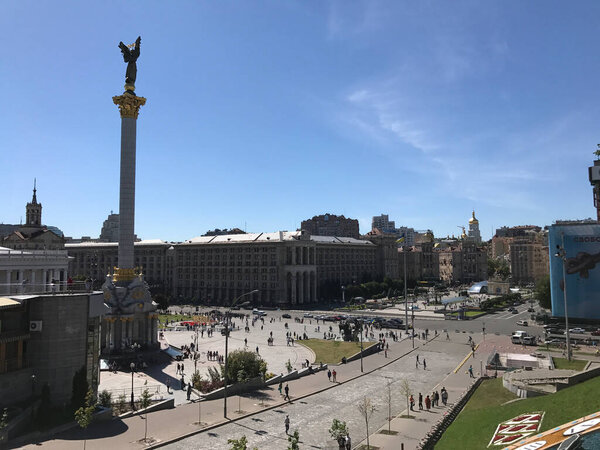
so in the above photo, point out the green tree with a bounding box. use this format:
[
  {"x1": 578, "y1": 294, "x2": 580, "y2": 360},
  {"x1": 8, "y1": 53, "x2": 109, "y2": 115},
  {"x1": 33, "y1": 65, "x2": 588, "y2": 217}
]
[
  {"x1": 74, "y1": 390, "x2": 96, "y2": 450},
  {"x1": 154, "y1": 293, "x2": 170, "y2": 311},
  {"x1": 224, "y1": 350, "x2": 267, "y2": 383},
  {"x1": 98, "y1": 390, "x2": 112, "y2": 408},
  {"x1": 287, "y1": 429, "x2": 300, "y2": 450},
  {"x1": 139, "y1": 388, "x2": 152, "y2": 442},
  {"x1": 595, "y1": 144, "x2": 600, "y2": 160},
  {"x1": 116, "y1": 394, "x2": 127, "y2": 415},
  {"x1": 329, "y1": 418, "x2": 348, "y2": 449},
  {"x1": 71, "y1": 366, "x2": 89, "y2": 411},
  {"x1": 535, "y1": 274, "x2": 552, "y2": 309},
  {"x1": 227, "y1": 435, "x2": 258, "y2": 450}
]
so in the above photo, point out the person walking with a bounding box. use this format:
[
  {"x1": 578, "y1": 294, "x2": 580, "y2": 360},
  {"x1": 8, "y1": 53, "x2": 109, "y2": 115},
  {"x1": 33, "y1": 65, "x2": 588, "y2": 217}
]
[
  {"x1": 332, "y1": 369, "x2": 337, "y2": 383},
  {"x1": 327, "y1": 369, "x2": 332, "y2": 382},
  {"x1": 187, "y1": 383, "x2": 192, "y2": 401},
  {"x1": 284, "y1": 383, "x2": 290, "y2": 401},
  {"x1": 441, "y1": 387, "x2": 448, "y2": 406},
  {"x1": 425, "y1": 395, "x2": 431, "y2": 411},
  {"x1": 418, "y1": 392, "x2": 423, "y2": 410},
  {"x1": 468, "y1": 365, "x2": 474, "y2": 378},
  {"x1": 278, "y1": 381, "x2": 283, "y2": 396},
  {"x1": 409, "y1": 395, "x2": 415, "y2": 411},
  {"x1": 285, "y1": 415, "x2": 290, "y2": 434},
  {"x1": 345, "y1": 434, "x2": 351, "y2": 450},
  {"x1": 423, "y1": 358, "x2": 427, "y2": 370}
]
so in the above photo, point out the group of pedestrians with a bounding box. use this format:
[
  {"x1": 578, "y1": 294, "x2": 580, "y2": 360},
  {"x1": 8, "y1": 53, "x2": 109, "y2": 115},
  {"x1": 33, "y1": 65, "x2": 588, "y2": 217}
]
[
  {"x1": 207, "y1": 350, "x2": 223, "y2": 363},
  {"x1": 326, "y1": 368, "x2": 337, "y2": 383},
  {"x1": 415, "y1": 355, "x2": 427, "y2": 370},
  {"x1": 411, "y1": 387, "x2": 448, "y2": 412},
  {"x1": 278, "y1": 381, "x2": 291, "y2": 401}
]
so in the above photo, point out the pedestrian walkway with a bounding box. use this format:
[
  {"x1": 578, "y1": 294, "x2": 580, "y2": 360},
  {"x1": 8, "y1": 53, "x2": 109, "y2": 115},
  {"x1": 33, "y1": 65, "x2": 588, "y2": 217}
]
[
  {"x1": 357, "y1": 334, "x2": 510, "y2": 449},
  {"x1": 19, "y1": 332, "x2": 469, "y2": 450}
]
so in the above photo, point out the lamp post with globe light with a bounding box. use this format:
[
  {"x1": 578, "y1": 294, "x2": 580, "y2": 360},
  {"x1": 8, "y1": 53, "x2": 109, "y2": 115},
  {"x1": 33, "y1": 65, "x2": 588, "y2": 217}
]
[{"x1": 224, "y1": 289, "x2": 258, "y2": 418}]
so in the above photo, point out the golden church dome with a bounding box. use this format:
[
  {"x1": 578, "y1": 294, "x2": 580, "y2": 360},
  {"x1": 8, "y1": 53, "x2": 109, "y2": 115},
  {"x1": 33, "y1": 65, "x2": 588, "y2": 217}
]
[{"x1": 469, "y1": 210, "x2": 479, "y2": 224}]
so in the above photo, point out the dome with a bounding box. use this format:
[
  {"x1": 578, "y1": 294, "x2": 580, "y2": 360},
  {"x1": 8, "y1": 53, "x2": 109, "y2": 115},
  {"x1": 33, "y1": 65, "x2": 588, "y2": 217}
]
[{"x1": 469, "y1": 210, "x2": 479, "y2": 224}]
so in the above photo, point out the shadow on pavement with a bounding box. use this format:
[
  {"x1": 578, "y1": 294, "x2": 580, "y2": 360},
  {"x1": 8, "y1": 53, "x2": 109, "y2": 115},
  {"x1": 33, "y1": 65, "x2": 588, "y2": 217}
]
[{"x1": 52, "y1": 418, "x2": 129, "y2": 442}]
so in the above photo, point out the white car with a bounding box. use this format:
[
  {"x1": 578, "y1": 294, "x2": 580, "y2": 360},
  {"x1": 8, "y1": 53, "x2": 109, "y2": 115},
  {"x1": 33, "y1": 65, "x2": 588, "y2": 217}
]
[
  {"x1": 516, "y1": 320, "x2": 528, "y2": 326},
  {"x1": 568, "y1": 328, "x2": 586, "y2": 334},
  {"x1": 303, "y1": 313, "x2": 313, "y2": 318}
]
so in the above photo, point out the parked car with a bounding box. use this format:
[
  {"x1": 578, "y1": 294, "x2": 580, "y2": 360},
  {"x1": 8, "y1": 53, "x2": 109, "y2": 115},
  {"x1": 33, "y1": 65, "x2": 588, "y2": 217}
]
[
  {"x1": 591, "y1": 329, "x2": 600, "y2": 336},
  {"x1": 568, "y1": 328, "x2": 586, "y2": 334},
  {"x1": 303, "y1": 313, "x2": 314, "y2": 318},
  {"x1": 527, "y1": 307, "x2": 535, "y2": 312},
  {"x1": 511, "y1": 309, "x2": 518, "y2": 314},
  {"x1": 516, "y1": 320, "x2": 528, "y2": 326},
  {"x1": 282, "y1": 313, "x2": 292, "y2": 319}
]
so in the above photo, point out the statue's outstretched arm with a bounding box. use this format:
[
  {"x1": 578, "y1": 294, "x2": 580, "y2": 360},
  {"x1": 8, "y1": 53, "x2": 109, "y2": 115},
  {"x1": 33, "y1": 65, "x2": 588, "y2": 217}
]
[
  {"x1": 132, "y1": 36, "x2": 141, "y2": 59},
  {"x1": 118, "y1": 41, "x2": 130, "y2": 62}
]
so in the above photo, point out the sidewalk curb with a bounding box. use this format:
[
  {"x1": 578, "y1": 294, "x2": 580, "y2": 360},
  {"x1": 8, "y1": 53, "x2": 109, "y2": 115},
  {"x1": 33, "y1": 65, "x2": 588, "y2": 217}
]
[
  {"x1": 148, "y1": 335, "x2": 438, "y2": 449},
  {"x1": 453, "y1": 342, "x2": 480, "y2": 373}
]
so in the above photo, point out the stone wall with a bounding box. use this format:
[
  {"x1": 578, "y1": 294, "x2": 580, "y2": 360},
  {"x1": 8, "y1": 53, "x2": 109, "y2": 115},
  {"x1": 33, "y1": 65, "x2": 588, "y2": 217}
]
[{"x1": 28, "y1": 293, "x2": 90, "y2": 406}]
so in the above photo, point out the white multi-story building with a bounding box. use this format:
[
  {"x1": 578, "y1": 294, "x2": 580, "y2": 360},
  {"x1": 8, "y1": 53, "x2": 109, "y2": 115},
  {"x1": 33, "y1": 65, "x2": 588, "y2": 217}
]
[{"x1": 0, "y1": 246, "x2": 70, "y2": 295}]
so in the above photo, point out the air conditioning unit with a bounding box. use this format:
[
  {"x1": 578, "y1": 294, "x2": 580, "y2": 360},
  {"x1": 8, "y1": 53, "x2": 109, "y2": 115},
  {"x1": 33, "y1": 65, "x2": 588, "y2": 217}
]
[{"x1": 29, "y1": 321, "x2": 43, "y2": 332}]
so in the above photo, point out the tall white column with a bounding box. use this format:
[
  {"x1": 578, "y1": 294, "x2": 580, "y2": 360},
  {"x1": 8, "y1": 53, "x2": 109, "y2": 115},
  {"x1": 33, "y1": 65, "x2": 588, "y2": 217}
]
[
  {"x1": 30, "y1": 270, "x2": 36, "y2": 294},
  {"x1": 298, "y1": 272, "x2": 304, "y2": 304},
  {"x1": 5, "y1": 270, "x2": 11, "y2": 295},
  {"x1": 112, "y1": 93, "x2": 145, "y2": 272},
  {"x1": 18, "y1": 270, "x2": 24, "y2": 294},
  {"x1": 42, "y1": 269, "x2": 47, "y2": 292}
]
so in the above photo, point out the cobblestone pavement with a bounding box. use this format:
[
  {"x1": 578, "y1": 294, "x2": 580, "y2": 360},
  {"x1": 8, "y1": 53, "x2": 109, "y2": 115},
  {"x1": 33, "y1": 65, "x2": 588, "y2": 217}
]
[{"x1": 165, "y1": 338, "x2": 468, "y2": 450}]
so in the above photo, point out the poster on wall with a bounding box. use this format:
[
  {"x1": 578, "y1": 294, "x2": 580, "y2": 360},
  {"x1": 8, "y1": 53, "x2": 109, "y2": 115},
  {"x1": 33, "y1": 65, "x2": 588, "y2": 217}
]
[{"x1": 548, "y1": 224, "x2": 600, "y2": 320}]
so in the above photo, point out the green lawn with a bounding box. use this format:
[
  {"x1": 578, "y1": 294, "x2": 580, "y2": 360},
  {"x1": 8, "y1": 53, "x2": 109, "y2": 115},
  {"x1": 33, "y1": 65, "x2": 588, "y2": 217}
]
[
  {"x1": 158, "y1": 313, "x2": 192, "y2": 326},
  {"x1": 300, "y1": 339, "x2": 375, "y2": 364},
  {"x1": 436, "y1": 376, "x2": 600, "y2": 449},
  {"x1": 552, "y1": 357, "x2": 587, "y2": 371}
]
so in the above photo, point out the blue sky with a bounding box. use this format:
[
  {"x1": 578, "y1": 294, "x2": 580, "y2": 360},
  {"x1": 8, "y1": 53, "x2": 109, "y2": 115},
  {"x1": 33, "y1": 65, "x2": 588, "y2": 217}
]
[{"x1": 1, "y1": 1, "x2": 599, "y2": 242}]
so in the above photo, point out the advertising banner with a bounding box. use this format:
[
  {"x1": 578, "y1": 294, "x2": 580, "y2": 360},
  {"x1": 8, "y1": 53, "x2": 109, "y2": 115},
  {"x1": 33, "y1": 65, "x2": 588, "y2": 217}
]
[{"x1": 548, "y1": 224, "x2": 600, "y2": 320}]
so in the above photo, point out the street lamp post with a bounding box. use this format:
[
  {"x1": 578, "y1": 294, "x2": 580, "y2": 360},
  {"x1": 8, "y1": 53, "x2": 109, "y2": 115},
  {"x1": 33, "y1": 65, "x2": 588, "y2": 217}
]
[
  {"x1": 224, "y1": 289, "x2": 259, "y2": 418},
  {"x1": 130, "y1": 362, "x2": 136, "y2": 409},
  {"x1": 555, "y1": 233, "x2": 572, "y2": 361},
  {"x1": 403, "y1": 249, "x2": 408, "y2": 337},
  {"x1": 341, "y1": 285, "x2": 345, "y2": 303}
]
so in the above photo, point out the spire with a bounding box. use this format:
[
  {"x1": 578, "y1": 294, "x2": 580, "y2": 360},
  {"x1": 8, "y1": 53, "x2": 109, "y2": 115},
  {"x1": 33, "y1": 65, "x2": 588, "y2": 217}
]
[{"x1": 32, "y1": 178, "x2": 37, "y2": 204}]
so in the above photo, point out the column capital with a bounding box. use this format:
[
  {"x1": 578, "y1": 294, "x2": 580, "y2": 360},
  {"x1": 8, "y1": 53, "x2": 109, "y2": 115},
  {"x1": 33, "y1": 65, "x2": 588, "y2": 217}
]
[{"x1": 112, "y1": 93, "x2": 146, "y2": 119}]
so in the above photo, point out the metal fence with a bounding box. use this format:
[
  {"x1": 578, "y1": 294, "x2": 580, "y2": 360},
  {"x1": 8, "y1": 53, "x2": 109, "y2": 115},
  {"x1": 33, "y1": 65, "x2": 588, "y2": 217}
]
[{"x1": 100, "y1": 384, "x2": 164, "y2": 401}]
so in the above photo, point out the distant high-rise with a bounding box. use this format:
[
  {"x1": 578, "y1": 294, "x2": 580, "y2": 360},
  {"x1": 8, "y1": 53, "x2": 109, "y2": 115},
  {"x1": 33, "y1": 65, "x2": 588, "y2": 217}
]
[
  {"x1": 301, "y1": 213, "x2": 359, "y2": 239},
  {"x1": 372, "y1": 214, "x2": 395, "y2": 232},
  {"x1": 99, "y1": 212, "x2": 120, "y2": 242}
]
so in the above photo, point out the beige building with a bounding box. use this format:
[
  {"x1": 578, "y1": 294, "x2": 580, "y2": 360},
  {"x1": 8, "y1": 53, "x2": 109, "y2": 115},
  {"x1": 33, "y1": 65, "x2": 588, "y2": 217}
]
[
  {"x1": 66, "y1": 240, "x2": 171, "y2": 287},
  {"x1": 491, "y1": 225, "x2": 548, "y2": 285},
  {"x1": 67, "y1": 231, "x2": 377, "y2": 305},
  {"x1": 438, "y1": 241, "x2": 487, "y2": 285}
]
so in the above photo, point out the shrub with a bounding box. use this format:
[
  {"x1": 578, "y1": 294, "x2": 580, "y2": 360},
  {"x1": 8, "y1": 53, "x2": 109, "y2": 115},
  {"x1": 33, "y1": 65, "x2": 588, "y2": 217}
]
[
  {"x1": 98, "y1": 390, "x2": 112, "y2": 408},
  {"x1": 224, "y1": 350, "x2": 267, "y2": 384}
]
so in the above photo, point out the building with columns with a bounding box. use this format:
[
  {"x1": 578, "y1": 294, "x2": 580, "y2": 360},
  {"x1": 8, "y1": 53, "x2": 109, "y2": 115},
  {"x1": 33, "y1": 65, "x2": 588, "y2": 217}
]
[{"x1": 0, "y1": 247, "x2": 70, "y2": 295}]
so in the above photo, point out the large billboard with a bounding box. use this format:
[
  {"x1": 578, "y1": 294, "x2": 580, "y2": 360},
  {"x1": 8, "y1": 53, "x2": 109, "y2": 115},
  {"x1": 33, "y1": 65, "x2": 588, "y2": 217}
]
[{"x1": 548, "y1": 224, "x2": 600, "y2": 320}]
